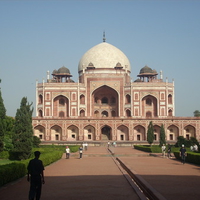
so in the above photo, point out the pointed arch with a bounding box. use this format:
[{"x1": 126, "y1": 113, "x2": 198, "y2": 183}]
[
  {"x1": 94, "y1": 110, "x2": 100, "y2": 117},
  {"x1": 34, "y1": 125, "x2": 45, "y2": 141},
  {"x1": 80, "y1": 94, "x2": 85, "y2": 104},
  {"x1": 125, "y1": 94, "x2": 131, "y2": 104},
  {"x1": 50, "y1": 125, "x2": 62, "y2": 141},
  {"x1": 133, "y1": 125, "x2": 146, "y2": 141},
  {"x1": 102, "y1": 110, "x2": 108, "y2": 117},
  {"x1": 168, "y1": 109, "x2": 173, "y2": 116},
  {"x1": 153, "y1": 125, "x2": 161, "y2": 141},
  {"x1": 92, "y1": 85, "x2": 119, "y2": 117},
  {"x1": 53, "y1": 95, "x2": 69, "y2": 117},
  {"x1": 83, "y1": 125, "x2": 96, "y2": 140},
  {"x1": 125, "y1": 109, "x2": 131, "y2": 117},
  {"x1": 146, "y1": 111, "x2": 152, "y2": 117},
  {"x1": 142, "y1": 95, "x2": 158, "y2": 117},
  {"x1": 67, "y1": 125, "x2": 79, "y2": 141},
  {"x1": 184, "y1": 125, "x2": 196, "y2": 139},
  {"x1": 80, "y1": 109, "x2": 85, "y2": 117},
  {"x1": 117, "y1": 125, "x2": 129, "y2": 141},
  {"x1": 167, "y1": 125, "x2": 179, "y2": 141},
  {"x1": 101, "y1": 125, "x2": 112, "y2": 140},
  {"x1": 38, "y1": 94, "x2": 43, "y2": 104},
  {"x1": 168, "y1": 94, "x2": 173, "y2": 104},
  {"x1": 38, "y1": 110, "x2": 43, "y2": 117}
]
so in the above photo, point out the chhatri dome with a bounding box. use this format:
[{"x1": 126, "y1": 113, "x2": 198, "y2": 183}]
[{"x1": 78, "y1": 37, "x2": 131, "y2": 73}]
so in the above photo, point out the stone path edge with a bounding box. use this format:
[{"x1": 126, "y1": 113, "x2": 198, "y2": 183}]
[{"x1": 116, "y1": 157, "x2": 167, "y2": 200}]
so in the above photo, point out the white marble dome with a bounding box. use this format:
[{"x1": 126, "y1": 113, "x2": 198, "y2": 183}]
[{"x1": 78, "y1": 42, "x2": 131, "y2": 72}]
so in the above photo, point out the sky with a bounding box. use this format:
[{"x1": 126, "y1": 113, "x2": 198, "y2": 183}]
[{"x1": 0, "y1": 0, "x2": 200, "y2": 117}]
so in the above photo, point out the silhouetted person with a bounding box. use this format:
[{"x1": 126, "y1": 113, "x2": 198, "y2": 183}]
[{"x1": 27, "y1": 151, "x2": 45, "y2": 200}]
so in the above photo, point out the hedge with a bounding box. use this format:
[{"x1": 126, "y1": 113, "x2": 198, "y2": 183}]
[
  {"x1": 0, "y1": 162, "x2": 26, "y2": 187},
  {"x1": 134, "y1": 145, "x2": 162, "y2": 153},
  {"x1": 174, "y1": 151, "x2": 200, "y2": 165},
  {"x1": 0, "y1": 149, "x2": 63, "y2": 187}
]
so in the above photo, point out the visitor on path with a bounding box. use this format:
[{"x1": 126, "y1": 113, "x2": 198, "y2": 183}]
[
  {"x1": 167, "y1": 143, "x2": 172, "y2": 158},
  {"x1": 85, "y1": 142, "x2": 88, "y2": 150},
  {"x1": 27, "y1": 151, "x2": 45, "y2": 200},
  {"x1": 161, "y1": 144, "x2": 166, "y2": 157},
  {"x1": 66, "y1": 146, "x2": 70, "y2": 159},
  {"x1": 113, "y1": 141, "x2": 116, "y2": 147},
  {"x1": 79, "y1": 146, "x2": 83, "y2": 159},
  {"x1": 179, "y1": 144, "x2": 187, "y2": 164},
  {"x1": 193, "y1": 144, "x2": 198, "y2": 152},
  {"x1": 82, "y1": 142, "x2": 85, "y2": 150},
  {"x1": 107, "y1": 141, "x2": 111, "y2": 148}
]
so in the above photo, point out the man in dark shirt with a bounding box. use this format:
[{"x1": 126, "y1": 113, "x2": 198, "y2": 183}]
[
  {"x1": 179, "y1": 144, "x2": 187, "y2": 164},
  {"x1": 27, "y1": 151, "x2": 45, "y2": 200}
]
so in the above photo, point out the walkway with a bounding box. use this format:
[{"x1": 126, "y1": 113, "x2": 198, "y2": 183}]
[{"x1": 1, "y1": 146, "x2": 200, "y2": 200}]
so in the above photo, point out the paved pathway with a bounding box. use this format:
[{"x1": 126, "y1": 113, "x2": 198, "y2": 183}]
[{"x1": 1, "y1": 146, "x2": 200, "y2": 200}]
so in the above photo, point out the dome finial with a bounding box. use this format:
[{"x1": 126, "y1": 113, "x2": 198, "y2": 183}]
[{"x1": 103, "y1": 31, "x2": 106, "y2": 42}]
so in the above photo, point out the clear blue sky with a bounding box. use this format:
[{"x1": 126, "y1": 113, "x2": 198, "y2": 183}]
[{"x1": 0, "y1": 0, "x2": 200, "y2": 117}]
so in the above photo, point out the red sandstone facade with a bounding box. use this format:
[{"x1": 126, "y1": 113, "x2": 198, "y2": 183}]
[{"x1": 32, "y1": 41, "x2": 200, "y2": 143}]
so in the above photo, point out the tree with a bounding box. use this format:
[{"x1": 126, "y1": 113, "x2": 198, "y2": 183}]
[
  {"x1": 147, "y1": 121, "x2": 154, "y2": 146},
  {"x1": 3, "y1": 116, "x2": 15, "y2": 151},
  {"x1": 175, "y1": 136, "x2": 186, "y2": 147},
  {"x1": 194, "y1": 110, "x2": 200, "y2": 117},
  {"x1": 190, "y1": 136, "x2": 199, "y2": 146},
  {"x1": 33, "y1": 136, "x2": 41, "y2": 148},
  {"x1": 11, "y1": 97, "x2": 34, "y2": 160},
  {"x1": 0, "y1": 88, "x2": 6, "y2": 152},
  {"x1": 159, "y1": 124, "x2": 166, "y2": 146}
]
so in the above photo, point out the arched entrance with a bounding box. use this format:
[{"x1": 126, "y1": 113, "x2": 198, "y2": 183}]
[
  {"x1": 101, "y1": 126, "x2": 111, "y2": 140},
  {"x1": 142, "y1": 95, "x2": 158, "y2": 117},
  {"x1": 92, "y1": 85, "x2": 119, "y2": 117}
]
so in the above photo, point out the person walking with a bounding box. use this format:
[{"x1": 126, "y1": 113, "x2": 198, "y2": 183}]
[
  {"x1": 66, "y1": 146, "x2": 70, "y2": 159},
  {"x1": 167, "y1": 143, "x2": 172, "y2": 158},
  {"x1": 161, "y1": 144, "x2": 166, "y2": 157},
  {"x1": 79, "y1": 146, "x2": 83, "y2": 159},
  {"x1": 85, "y1": 142, "x2": 88, "y2": 150},
  {"x1": 27, "y1": 151, "x2": 45, "y2": 200},
  {"x1": 179, "y1": 144, "x2": 187, "y2": 164},
  {"x1": 107, "y1": 141, "x2": 110, "y2": 148}
]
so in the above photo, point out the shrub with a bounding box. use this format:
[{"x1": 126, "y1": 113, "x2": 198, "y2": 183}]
[
  {"x1": 33, "y1": 136, "x2": 41, "y2": 147},
  {"x1": 0, "y1": 162, "x2": 26, "y2": 187},
  {"x1": 174, "y1": 151, "x2": 200, "y2": 165},
  {"x1": 134, "y1": 145, "x2": 175, "y2": 153},
  {"x1": 134, "y1": 145, "x2": 152, "y2": 152},
  {"x1": 9, "y1": 149, "x2": 32, "y2": 160}
]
